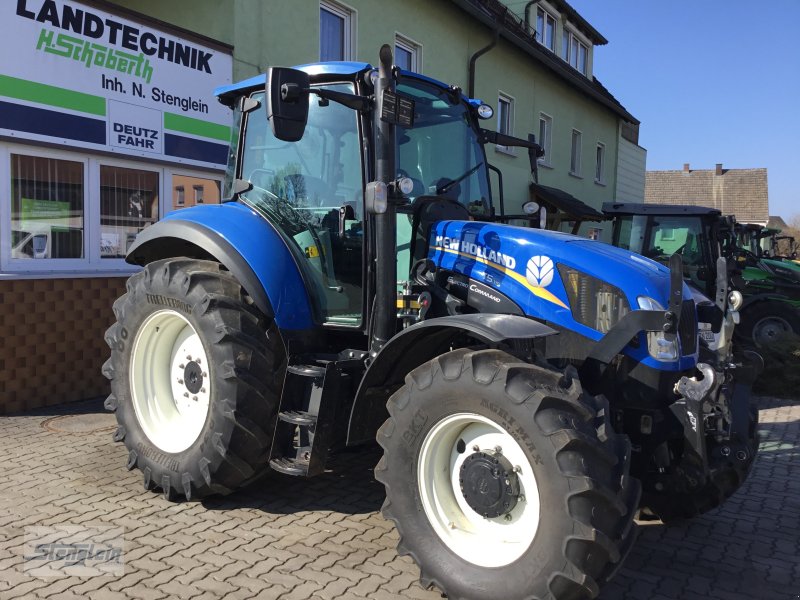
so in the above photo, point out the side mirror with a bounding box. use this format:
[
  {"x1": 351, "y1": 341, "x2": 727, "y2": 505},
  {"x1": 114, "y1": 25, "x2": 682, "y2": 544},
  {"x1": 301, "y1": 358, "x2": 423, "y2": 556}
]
[{"x1": 266, "y1": 67, "x2": 310, "y2": 142}]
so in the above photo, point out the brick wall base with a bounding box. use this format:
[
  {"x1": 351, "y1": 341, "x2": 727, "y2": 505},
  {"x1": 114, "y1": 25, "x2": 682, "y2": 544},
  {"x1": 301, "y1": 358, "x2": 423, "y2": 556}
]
[{"x1": 0, "y1": 277, "x2": 128, "y2": 414}]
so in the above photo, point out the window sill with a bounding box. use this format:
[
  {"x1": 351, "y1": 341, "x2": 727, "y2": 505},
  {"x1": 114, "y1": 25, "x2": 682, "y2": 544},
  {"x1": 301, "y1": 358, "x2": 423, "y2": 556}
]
[
  {"x1": 0, "y1": 268, "x2": 140, "y2": 281},
  {"x1": 594, "y1": 179, "x2": 606, "y2": 186},
  {"x1": 538, "y1": 162, "x2": 554, "y2": 170},
  {"x1": 495, "y1": 145, "x2": 516, "y2": 157},
  {"x1": 568, "y1": 171, "x2": 583, "y2": 179}
]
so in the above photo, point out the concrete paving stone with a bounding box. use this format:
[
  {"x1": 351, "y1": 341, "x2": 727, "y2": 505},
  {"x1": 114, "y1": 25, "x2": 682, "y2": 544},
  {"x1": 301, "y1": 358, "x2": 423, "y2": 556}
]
[{"x1": 0, "y1": 397, "x2": 798, "y2": 599}]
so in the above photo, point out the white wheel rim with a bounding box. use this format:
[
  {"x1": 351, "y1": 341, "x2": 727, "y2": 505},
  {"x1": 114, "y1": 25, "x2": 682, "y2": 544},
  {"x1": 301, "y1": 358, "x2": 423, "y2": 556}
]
[
  {"x1": 130, "y1": 309, "x2": 211, "y2": 454},
  {"x1": 417, "y1": 412, "x2": 541, "y2": 568}
]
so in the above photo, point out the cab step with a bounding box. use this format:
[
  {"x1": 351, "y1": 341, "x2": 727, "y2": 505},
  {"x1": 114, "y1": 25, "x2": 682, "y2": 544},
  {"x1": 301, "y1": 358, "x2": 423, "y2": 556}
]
[{"x1": 269, "y1": 455, "x2": 310, "y2": 477}]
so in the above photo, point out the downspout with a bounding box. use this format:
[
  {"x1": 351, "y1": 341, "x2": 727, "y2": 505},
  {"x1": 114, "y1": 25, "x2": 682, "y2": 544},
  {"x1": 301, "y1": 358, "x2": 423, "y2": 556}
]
[
  {"x1": 468, "y1": 22, "x2": 499, "y2": 99},
  {"x1": 523, "y1": 0, "x2": 542, "y2": 35}
]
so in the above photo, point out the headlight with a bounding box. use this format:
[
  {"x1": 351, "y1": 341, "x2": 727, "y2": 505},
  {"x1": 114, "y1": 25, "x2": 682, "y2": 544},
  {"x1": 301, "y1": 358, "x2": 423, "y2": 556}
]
[
  {"x1": 559, "y1": 266, "x2": 629, "y2": 333},
  {"x1": 637, "y1": 296, "x2": 679, "y2": 361}
]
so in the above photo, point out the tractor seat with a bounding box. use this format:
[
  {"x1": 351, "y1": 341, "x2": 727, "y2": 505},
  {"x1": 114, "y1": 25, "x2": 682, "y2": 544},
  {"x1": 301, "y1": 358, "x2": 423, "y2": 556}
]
[{"x1": 410, "y1": 196, "x2": 470, "y2": 264}]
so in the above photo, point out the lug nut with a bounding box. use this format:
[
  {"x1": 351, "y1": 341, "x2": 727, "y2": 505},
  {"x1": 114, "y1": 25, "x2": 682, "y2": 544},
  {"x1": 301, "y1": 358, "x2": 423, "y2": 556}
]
[
  {"x1": 196, "y1": 358, "x2": 201, "y2": 364},
  {"x1": 494, "y1": 446, "x2": 502, "y2": 455},
  {"x1": 183, "y1": 392, "x2": 189, "y2": 398},
  {"x1": 200, "y1": 387, "x2": 206, "y2": 393},
  {"x1": 178, "y1": 379, "x2": 184, "y2": 385},
  {"x1": 721, "y1": 446, "x2": 731, "y2": 456},
  {"x1": 448, "y1": 521, "x2": 456, "y2": 529},
  {"x1": 472, "y1": 445, "x2": 480, "y2": 452},
  {"x1": 519, "y1": 495, "x2": 526, "y2": 502},
  {"x1": 192, "y1": 396, "x2": 198, "y2": 402},
  {"x1": 736, "y1": 450, "x2": 748, "y2": 461},
  {"x1": 202, "y1": 372, "x2": 208, "y2": 377},
  {"x1": 179, "y1": 364, "x2": 185, "y2": 369},
  {"x1": 513, "y1": 465, "x2": 522, "y2": 473},
  {"x1": 504, "y1": 514, "x2": 513, "y2": 521},
  {"x1": 187, "y1": 355, "x2": 192, "y2": 361}
]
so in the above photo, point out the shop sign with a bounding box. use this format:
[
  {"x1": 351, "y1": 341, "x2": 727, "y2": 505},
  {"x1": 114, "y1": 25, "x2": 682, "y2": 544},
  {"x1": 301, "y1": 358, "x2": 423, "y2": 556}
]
[{"x1": 0, "y1": 0, "x2": 233, "y2": 168}]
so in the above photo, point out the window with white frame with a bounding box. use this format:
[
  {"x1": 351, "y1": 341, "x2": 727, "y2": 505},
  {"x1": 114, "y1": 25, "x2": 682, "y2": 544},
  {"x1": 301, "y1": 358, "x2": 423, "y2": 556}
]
[
  {"x1": 10, "y1": 154, "x2": 85, "y2": 261},
  {"x1": 100, "y1": 165, "x2": 159, "y2": 259},
  {"x1": 395, "y1": 35, "x2": 421, "y2": 72},
  {"x1": 1, "y1": 143, "x2": 222, "y2": 274},
  {"x1": 570, "y1": 129, "x2": 582, "y2": 175},
  {"x1": 536, "y1": 6, "x2": 557, "y2": 52},
  {"x1": 563, "y1": 29, "x2": 589, "y2": 75},
  {"x1": 538, "y1": 113, "x2": 553, "y2": 166},
  {"x1": 194, "y1": 185, "x2": 204, "y2": 204},
  {"x1": 175, "y1": 186, "x2": 185, "y2": 206},
  {"x1": 320, "y1": 1, "x2": 354, "y2": 62},
  {"x1": 496, "y1": 93, "x2": 514, "y2": 153},
  {"x1": 587, "y1": 227, "x2": 602, "y2": 241},
  {"x1": 595, "y1": 142, "x2": 606, "y2": 184}
]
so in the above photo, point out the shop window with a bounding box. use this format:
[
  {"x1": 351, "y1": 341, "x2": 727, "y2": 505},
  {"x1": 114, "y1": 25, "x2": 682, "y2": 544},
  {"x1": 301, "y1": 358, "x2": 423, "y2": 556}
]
[
  {"x1": 100, "y1": 166, "x2": 159, "y2": 259},
  {"x1": 320, "y1": 1, "x2": 354, "y2": 61},
  {"x1": 172, "y1": 176, "x2": 221, "y2": 210},
  {"x1": 587, "y1": 227, "x2": 602, "y2": 240},
  {"x1": 10, "y1": 154, "x2": 84, "y2": 260}
]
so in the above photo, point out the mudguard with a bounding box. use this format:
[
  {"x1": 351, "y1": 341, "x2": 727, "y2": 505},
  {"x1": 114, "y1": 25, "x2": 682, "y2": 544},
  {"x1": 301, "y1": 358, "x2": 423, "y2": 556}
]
[
  {"x1": 346, "y1": 314, "x2": 556, "y2": 445},
  {"x1": 126, "y1": 202, "x2": 315, "y2": 331}
]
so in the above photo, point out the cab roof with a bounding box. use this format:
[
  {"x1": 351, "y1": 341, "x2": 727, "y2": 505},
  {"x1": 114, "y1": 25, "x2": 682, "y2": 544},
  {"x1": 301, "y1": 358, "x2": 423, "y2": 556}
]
[
  {"x1": 603, "y1": 202, "x2": 721, "y2": 217},
  {"x1": 214, "y1": 61, "x2": 485, "y2": 109}
]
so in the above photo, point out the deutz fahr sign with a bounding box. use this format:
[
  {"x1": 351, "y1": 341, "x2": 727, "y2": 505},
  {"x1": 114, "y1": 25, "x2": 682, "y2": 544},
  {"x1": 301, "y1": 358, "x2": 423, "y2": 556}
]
[{"x1": 0, "y1": 0, "x2": 233, "y2": 168}]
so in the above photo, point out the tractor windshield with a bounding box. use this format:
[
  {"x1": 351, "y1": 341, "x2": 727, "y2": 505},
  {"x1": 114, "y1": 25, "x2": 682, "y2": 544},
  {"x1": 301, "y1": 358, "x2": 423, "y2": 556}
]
[
  {"x1": 614, "y1": 214, "x2": 712, "y2": 291},
  {"x1": 238, "y1": 84, "x2": 365, "y2": 325},
  {"x1": 396, "y1": 78, "x2": 491, "y2": 217}
]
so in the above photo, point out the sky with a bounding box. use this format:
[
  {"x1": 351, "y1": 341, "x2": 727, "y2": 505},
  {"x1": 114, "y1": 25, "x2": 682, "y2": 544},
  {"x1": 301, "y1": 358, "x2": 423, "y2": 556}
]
[{"x1": 562, "y1": 0, "x2": 800, "y2": 222}]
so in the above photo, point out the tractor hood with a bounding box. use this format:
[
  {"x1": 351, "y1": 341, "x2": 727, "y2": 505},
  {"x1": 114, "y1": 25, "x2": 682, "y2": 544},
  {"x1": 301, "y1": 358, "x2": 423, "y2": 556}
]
[{"x1": 429, "y1": 220, "x2": 690, "y2": 345}]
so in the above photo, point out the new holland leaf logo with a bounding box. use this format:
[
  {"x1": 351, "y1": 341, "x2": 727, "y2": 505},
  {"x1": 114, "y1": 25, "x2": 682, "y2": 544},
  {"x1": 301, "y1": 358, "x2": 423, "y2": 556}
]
[{"x1": 526, "y1": 256, "x2": 554, "y2": 288}]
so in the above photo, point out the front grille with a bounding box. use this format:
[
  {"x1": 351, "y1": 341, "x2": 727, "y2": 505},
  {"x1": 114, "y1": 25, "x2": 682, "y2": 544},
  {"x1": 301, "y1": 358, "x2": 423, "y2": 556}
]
[{"x1": 679, "y1": 300, "x2": 698, "y2": 355}]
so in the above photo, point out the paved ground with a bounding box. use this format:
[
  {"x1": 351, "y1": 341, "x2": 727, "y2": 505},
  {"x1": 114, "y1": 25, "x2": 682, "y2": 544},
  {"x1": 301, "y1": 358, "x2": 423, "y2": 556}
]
[{"x1": 0, "y1": 397, "x2": 798, "y2": 600}]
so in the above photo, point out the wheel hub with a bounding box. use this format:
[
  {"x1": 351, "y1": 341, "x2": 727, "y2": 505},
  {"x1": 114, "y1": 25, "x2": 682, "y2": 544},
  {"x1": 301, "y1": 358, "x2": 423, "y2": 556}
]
[
  {"x1": 459, "y1": 451, "x2": 519, "y2": 518},
  {"x1": 183, "y1": 361, "x2": 204, "y2": 394}
]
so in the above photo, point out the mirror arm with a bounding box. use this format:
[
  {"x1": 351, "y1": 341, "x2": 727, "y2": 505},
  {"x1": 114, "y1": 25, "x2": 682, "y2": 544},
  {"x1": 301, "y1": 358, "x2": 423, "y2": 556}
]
[{"x1": 311, "y1": 88, "x2": 373, "y2": 112}]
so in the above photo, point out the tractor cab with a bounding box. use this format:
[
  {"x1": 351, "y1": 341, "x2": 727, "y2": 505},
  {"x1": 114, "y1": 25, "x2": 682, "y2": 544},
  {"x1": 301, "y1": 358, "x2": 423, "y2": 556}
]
[
  {"x1": 603, "y1": 202, "x2": 728, "y2": 298},
  {"x1": 214, "y1": 63, "x2": 497, "y2": 329}
]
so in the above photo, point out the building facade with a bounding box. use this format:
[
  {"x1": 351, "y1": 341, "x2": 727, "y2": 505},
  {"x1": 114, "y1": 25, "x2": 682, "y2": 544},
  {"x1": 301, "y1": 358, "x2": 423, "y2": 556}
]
[{"x1": 0, "y1": 0, "x2": 640, "y2": 412}]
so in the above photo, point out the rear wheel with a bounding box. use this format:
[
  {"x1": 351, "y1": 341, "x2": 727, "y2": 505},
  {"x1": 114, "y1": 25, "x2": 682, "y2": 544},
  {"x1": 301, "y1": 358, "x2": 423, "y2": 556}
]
[
  {"x1": 103, "y1": 258, "x2": 284, "y2": 500},
  {"x1": 376, "y1": 349, "x2": 640, "y2": 600}
]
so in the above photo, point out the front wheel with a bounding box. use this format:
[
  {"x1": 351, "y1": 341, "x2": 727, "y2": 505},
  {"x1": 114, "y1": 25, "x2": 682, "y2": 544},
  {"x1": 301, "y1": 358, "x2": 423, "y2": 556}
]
[
  {"x1": 376, "y1": 349, "x2": 640, "y2": 600},
  {"x1": 103, "y1": 258, "x2": 284, "y2": 500}
]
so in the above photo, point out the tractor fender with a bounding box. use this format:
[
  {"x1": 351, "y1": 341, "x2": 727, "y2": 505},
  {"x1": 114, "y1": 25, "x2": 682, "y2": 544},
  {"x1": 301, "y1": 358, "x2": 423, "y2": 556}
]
[
  {"x1": 126, "y1": 203, "x2": 315, "y2": 331},
  {"x1": 346, "y1": 314, "x2": 556, "y2": 445}
]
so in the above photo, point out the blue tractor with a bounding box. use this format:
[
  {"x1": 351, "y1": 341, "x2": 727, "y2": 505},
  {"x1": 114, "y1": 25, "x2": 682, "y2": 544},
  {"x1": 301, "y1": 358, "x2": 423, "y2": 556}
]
[{"x1": 104, "y1": 47, "x2": 757, "y2": 600}]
